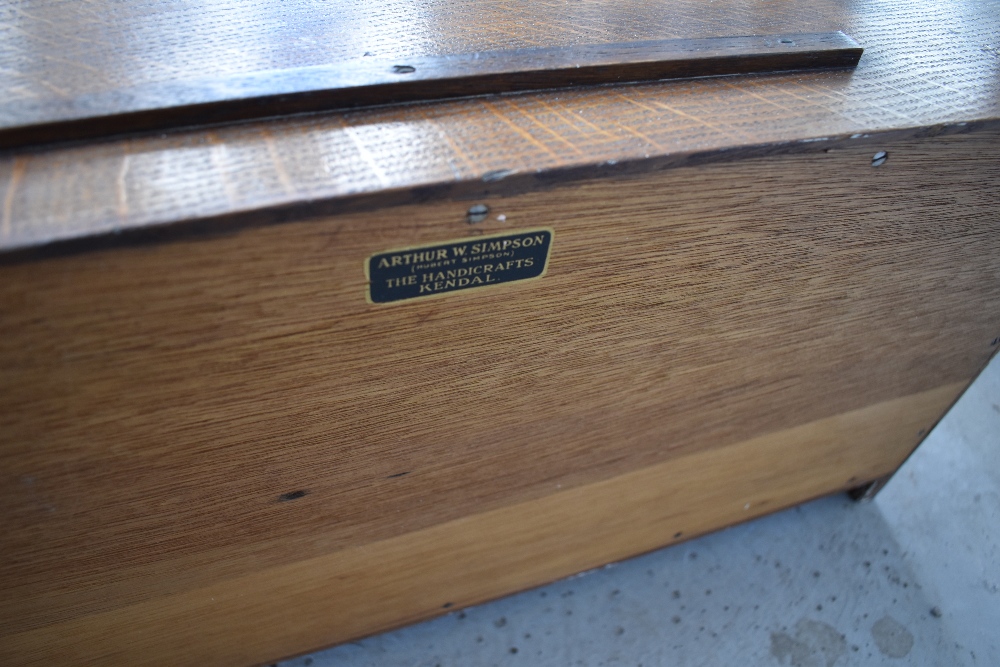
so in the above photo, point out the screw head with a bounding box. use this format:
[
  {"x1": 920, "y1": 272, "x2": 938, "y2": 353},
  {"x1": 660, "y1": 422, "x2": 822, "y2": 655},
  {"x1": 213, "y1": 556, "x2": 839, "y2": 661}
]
[
  {"x1": 467, "y1": 204, "x2": 490, "y2": 223},
  {"x1": 392, "y1": 64, "x2": 416, "y2": 74},
  {"x1": 872, "y1": 151, "x2": 888, "y2": 167}
]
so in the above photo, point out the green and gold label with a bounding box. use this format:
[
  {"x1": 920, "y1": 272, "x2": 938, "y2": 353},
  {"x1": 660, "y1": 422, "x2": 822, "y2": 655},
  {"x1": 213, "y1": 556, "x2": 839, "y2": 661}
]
[{"x1": 366, "y1": 229, "x2": 553, "y2": 304}]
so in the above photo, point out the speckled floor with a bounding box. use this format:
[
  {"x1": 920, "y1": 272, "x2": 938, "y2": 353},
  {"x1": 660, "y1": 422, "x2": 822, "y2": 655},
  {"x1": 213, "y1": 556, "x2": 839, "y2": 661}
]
[{"x1": 279, "y1": 355, "x2": 999, "y2": 667}]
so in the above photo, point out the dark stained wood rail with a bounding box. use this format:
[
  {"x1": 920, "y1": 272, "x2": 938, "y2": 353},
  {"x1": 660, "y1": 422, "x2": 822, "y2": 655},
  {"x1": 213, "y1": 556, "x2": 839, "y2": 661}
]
[{"x1": 0, "y1": 32, "x2": 860, "y2": 150}]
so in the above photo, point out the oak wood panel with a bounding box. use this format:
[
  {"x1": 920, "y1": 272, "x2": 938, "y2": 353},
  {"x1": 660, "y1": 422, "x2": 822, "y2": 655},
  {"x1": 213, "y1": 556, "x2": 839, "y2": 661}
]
[
  {"x1": 0, "y1": 0, "x2": 885, "y2": 104},
  {"x1": 0, "y1": 33, "x2": 863, "y2": 150},
  {"x1": 2, "y1": 0, "x2": 1000, "y2": 250},
  {"x1": 2, "y1": 4, "x2": 998, "y2": 665},
  {"x1": 1, "y1": 130, "x2": 999, "y2": 654},
  {"x1": 0, "y1": 383, "x2": 969, "y2": 666}
]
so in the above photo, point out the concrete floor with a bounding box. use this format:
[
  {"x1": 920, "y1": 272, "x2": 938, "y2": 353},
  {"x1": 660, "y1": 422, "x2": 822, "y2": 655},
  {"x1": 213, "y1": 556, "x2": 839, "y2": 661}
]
[{"x1": 279, "y1": 355, "x2": 999, "y2": 667}]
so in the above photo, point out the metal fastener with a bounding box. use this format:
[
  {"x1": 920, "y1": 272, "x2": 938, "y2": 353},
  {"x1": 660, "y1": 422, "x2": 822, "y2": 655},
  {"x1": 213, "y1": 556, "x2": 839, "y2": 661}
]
[
  {"x1": 467, "y1": 204, "x2": 490, "y2": 223},
  {"x1": 392, "y1": 65, "x2": 416, "y2": 74},
  {"x1": 872, "y1": 151, "x2": 888, "y2": 166}
]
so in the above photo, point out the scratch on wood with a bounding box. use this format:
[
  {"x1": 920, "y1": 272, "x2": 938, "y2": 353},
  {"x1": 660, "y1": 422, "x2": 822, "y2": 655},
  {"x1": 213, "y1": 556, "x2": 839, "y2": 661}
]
[
  {"x1": 419, "y1": 113, "x2": 478, "y2": 176},
  {"x1": 867, "y1": 79, "x2": 944, "y2": 117},
  {"x1": 261, "y1": 129, "x2": 295, "y2": 196},
  {"x1": 39, "y1": 52, "x2": 105, "y2": 76},
  {"x1": 343, "y1": 125, "x2": 391, "y2": 188},
  {"x1": 611, "y1": 118, "x2": 667, "y2": 152},
  {"x1": 722, "y1": 80, "x2": 799, "y2": 115},
  {"x1": 115, "y1": 154, "x2": 131, "y2": 223},
  {"x1": 537, "y1": 99, "x2": 617, "y2": 141},
  {"x1": 480, "y1": 99, "x2": 562, "y2": 162},
  {"x1": 504, "y1": 98, "x2": 584, "y2": 155},
  {"x1": 794, "y1": 82, "x2": 917, "y2": 124},
  {"x1": 25, "y1": 76, "x2": 73, "y2": 99},
  {"x1": 1, "y1": 157, "x2": 26, "y2": 241},
  {"x1": 913, "y1": 73, "x2": 977, "y2": 104},
  {"x1": 205, "y1": 131, "x2": 239, "y2": 205},
  {"x1": 752, "y1": 82, "x2": 864, "y2": 125},
  {"x1": 627, "y1": 93, "x2": 743, "y2": 142}
]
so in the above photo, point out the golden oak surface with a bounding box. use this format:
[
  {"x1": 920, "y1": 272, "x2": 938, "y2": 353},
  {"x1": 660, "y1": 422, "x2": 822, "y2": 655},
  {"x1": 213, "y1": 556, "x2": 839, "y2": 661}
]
[
  {"x1": 1, "y1": 0, "x2": 1000, "y2": 665},
  {"x1": 2, "y1": 130, "x2": 1000, "y2": 664}
]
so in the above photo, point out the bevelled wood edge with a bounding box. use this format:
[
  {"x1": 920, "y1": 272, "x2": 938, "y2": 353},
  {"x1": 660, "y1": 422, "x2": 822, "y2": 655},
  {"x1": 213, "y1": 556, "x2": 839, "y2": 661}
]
[
  {"x1": 1, "y1": 119, "x2": 995, "y2": 263},
  {"x1": 0, "y1": 383, "x2": 964, "y2": 666},
  {"x1": 0, "y1": 33, "x2": 861, "y2": 151}
]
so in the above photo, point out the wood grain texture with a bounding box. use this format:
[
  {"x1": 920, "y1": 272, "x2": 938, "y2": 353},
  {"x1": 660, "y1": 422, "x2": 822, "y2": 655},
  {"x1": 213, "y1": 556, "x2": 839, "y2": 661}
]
[
  {"x1": 2, "y1": 0, "x2": 1000, "y2": 250},
  {"x1": 0, "y1": 0, "x2": 873, "y2": 102},
  {"x1": 2, "y1": 129, "x2": 999, "y2": 664},
  {"x1": 0, "y1": 33, "x2": 862, "y2": 150},
  {"x1": 0, "y1": 383, "x2": 966, "y2": 667}
]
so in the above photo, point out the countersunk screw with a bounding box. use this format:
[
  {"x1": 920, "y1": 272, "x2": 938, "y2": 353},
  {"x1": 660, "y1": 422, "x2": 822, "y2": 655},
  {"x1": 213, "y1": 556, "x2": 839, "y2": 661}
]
[
  {"x1": 467, "y1": 204, "x2": 490, "y2": 223},
  {"x1": 392, "y1": 64, "x2": 416, "y2": 74},
  {"x1": 872, "y1": 151, "x2": 888, "y2": 167}
]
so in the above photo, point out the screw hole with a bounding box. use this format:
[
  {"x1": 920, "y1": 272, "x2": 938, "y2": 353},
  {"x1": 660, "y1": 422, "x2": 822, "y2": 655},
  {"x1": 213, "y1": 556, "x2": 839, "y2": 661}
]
[
  {"x1": 467, "y1": 204, "x2": 490, "y2": 223},
  {"x1": 872, "y1": 151, "x2": 888, "y2": 167},
  {"x1": 392, "y1": 64, "x2": 416, "y2": 74},
  {"x1": 779, "y1": 38, "x2": 795, "y2": 44},
  {"x1": 278, "y1": 490, "x2": 308, "y2": 502}
]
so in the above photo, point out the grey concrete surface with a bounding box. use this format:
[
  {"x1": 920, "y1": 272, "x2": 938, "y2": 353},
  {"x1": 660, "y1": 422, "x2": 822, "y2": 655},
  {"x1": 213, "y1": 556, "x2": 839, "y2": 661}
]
[{"x1": 279, "y1": 355, "x2": 999, "y2": 667}]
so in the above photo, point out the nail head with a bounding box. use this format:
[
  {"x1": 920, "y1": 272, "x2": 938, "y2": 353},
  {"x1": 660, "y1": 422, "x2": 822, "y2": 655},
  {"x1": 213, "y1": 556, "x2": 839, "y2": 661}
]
[{"x1": 467, "y1": 204, "x2": 490, "y2": 223}]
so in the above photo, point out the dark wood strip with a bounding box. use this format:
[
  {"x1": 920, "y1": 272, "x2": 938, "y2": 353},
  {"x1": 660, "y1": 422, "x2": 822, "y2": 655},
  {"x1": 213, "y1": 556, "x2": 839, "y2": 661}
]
[{"x1": 0, "y1": 32, "x2": 861, "y2": 150}]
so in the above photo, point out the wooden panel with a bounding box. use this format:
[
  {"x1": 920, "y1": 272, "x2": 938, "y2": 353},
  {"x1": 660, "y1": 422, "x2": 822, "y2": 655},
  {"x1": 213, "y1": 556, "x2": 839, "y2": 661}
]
[
  {"x1": 0, "y1": 0, "x2": 884, "y2": 103},
  {"x1": 0, "y1": 33, "x2": 862, "y2": 150},
  {"x1": 1, "y1": 129, "x2": 999, "y2": 664},
  {"x1": 0, "y1": 384, "x2": 970, "y2": 666},
  {"x1": 2, "y1": 0, "x2": 1000, "y2": 250}
]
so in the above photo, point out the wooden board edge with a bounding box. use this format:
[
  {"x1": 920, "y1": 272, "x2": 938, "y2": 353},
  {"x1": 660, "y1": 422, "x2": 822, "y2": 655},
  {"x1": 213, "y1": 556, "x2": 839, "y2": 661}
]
[
  {"x1": 3, "y1": 120, "x2": 999, "y2": 259},
  {"x1": 0, "y1": 33, "x2": 861, "y2": 151},
  {"x1": 0, "y1": 381, "x2": 965, "y2": 666}
]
